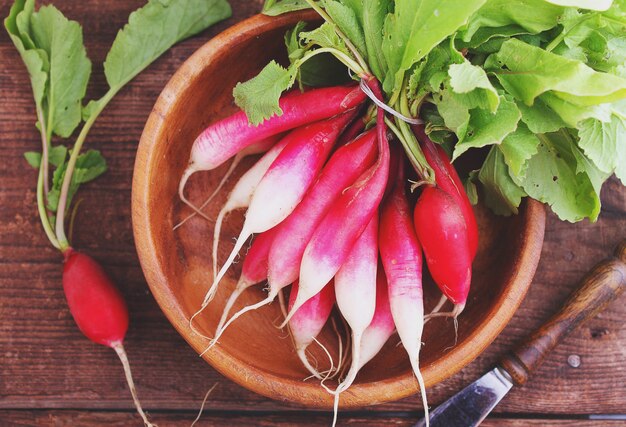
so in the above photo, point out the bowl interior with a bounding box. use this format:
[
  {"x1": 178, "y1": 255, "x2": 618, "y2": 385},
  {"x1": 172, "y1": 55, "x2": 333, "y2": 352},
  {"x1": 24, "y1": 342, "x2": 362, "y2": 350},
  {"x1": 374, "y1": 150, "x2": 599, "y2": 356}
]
[{"x1": 133, "y1": 11, "x2": 545, "y2": 408}]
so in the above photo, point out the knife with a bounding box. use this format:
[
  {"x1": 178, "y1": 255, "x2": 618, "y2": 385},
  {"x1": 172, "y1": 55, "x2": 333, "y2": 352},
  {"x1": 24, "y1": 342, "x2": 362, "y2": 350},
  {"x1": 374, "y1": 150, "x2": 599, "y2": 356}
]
[{"x1": 416, "y1": 239, "x2": 626, "y2": 427}]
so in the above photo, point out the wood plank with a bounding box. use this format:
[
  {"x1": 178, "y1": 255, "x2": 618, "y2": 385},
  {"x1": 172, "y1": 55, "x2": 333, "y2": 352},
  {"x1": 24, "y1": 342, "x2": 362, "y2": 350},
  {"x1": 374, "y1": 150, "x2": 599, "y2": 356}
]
[
  {"x1": 1, "y1": 0, "x2": 625, "y2": 419},
  {"x1": 0, "y1": 411, "x2": 624, "y2": 427}
]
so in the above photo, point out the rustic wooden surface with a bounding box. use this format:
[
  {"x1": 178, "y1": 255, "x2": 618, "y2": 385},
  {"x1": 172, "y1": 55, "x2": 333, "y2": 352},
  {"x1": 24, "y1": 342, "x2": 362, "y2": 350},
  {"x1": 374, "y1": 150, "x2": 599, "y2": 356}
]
[{"x1": 0, "y1": 1, "x2": 624, "y2": 426}]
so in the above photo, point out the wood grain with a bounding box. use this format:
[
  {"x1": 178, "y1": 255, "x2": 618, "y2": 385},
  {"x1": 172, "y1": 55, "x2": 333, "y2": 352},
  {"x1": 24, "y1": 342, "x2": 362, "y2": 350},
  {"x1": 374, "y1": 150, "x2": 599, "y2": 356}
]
[
  {"x1": 1, "y1": 0, "x2": 625, "y2": 424},
  {"x1": 501, "y1": 240, "x2": 626, "y2": 385}
]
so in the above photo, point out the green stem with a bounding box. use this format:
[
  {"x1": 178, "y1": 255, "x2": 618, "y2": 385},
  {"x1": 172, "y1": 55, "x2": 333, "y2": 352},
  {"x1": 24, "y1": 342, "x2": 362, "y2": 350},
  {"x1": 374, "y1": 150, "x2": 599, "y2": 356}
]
[
  {"x1": 37, "y1": 165, "x2": 60, "y2": 250},
  {"x1": 545, "y1": 14, "x2": 594, "y2": 52},
  {"x1": 299, "y1": 47, "x2": 365, "y2": 77},
  {"x1": 54, "y1": 88, "x2": 117, "y2": 247},
  {"x1": 304, "y1": 0, "x2": 370, "y2": 76},
  {"x1": 37, "y1": 107, "x2": 50, "y2": 198}
]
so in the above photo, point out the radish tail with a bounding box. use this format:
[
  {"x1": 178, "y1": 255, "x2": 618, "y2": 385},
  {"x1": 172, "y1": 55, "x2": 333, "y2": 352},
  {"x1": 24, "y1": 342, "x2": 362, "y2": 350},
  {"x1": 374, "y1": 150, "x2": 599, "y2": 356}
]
[
  {"x1": 204, "y1": 226, "x2": 251, "y2": 306},
  {"x1": 175, "y1": 155, "x2": 242, "y2": 230},
  {"x1": 211, "y1": 205, "x2": 231, "y2": 281},
  {"x1": 410, "y1": 356, "x2": 430, "y2": 427},
  {"x1": 297, "y1": 347, "x2": 324, "y2": 380},
  {"x1": 112, "y1": 343, "x2": 157, "y2": 427},
  {"x1": 190, "y1": 383, "x2": 218, "y2": 427},
  {"x1": 209, "y1": 293, "x2": 275, "y2": 350},
  {"x1": 179, "y1": 166, "x2": 211, "y2": 222},
  {"x1": 424, "y1": 294, "x2": 448, "y2": 324},
  {"x1": 216, "y1": 278, "x2": 252, "y2": 332},
  {"x1": 278, "y1": 288, "x2": 288, "y2": 319}
]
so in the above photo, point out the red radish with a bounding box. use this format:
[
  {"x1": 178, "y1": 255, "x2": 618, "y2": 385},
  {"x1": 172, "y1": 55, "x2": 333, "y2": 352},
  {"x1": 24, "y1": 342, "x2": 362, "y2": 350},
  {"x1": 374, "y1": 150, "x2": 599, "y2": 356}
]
[
  {"x1": 62, "y1": 249, "x2": 154, "y2": 427},
  {"x1": 211, "y1": 127, "x2": 377, "y2": 343},
  {"x1": 337, "y1": 113, "x2": 366, "y2": 146},
  {"x1": 282, "y1": 78, "x2": 390, "y2": 327},
  {"x1": 179, "y1": 85, "x2": 366, "y2": 214},
  {"x1": 267, "y1": 129, "x2": 378, "y2": 292},
  {"x1": 379, "y1": 162, "x2": 429, "y2": 425},
  {"x1": 174, "y1": 135, "x2": 281, "y2": 227},
  {"x1": 202, "y1": 111, "x2": 356, "y2": 311},
  {"x1": 413, "y1": 125, "x2": 478, "y2": 258},
  {"x1": 288, "y1": 280, "x2": 336, "y2": 379},
  {"x1": 330, "y1": 216, "x2": 378, "y2": 425},
  {"x1": 216, "y1": 228, "x2": 277, "y2": 333},
  {"x1": 414, "y1": 185, "x2": 472, "y2": 317},
  {"x1": 209, "y1": 135, "x2": 291, "y2": 280}
]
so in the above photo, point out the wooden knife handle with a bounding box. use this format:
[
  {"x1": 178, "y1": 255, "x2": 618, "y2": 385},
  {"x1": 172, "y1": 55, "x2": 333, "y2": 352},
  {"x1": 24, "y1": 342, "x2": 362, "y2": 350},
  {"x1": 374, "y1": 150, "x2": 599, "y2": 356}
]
[{"x1": 500, "y1": 240, "x2": 626, "y2": 386}]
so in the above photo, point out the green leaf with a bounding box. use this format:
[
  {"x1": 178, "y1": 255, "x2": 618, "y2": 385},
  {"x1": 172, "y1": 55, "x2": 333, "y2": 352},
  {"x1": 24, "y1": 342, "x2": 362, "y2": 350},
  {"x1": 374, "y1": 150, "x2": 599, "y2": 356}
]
[
  {"x1": 300, "y1": 21, "x2": 347, "y2": 52},
  {"x1": 512, "y1": 132, "x2": 603, "y2": 222},
  {"x1": 498, "y1": 123, "x2": 540, "y2": 176},
  {"x1": 452, "y1": 95, "x2": 521, "y2": 159},
  {"x1": 464, "y1": 172, "x2": 479, "y2": 205},
  {"x1": 47, "y1": 149, "x2": 107, "y2": 213},
  {"x1": 262, "y1": 0, "x2": 310, "y2": 16},
  {"x1": 492, "y1": 38, "x2": 626, "y2": 107},
  {"x1": 544, "y1": 0, "x2": 613, "y2": 11},
  {"x1": 323, "y1": 0, "x2": 367, "y2": 58},
  {"x1": 24, "y1": 151, "x2": 41, "y2": 168},
  {"x1": 382, "y1": 0, "x2": 486, "y2": 95},
  {"x1": 577, "y1": 102, "x2": 626, "y2": 184},
  {"x1": 478, "y1": 146, "x2": 526, "y2": 216},
  {"x1": 461, "y1": 0, "x2": 565, "y2": 43},
  {"x1": 4, "y1": 0, "x2": 48, "y2": 111},
  {"x1": 448, "y1": 61, "x2": 499, "y2": 112},
  {"x1": 30, "y1": 5, "x2": 91, "y2": 138},
  {"x1": 233, "y1": 61, "x2": 298, "y2": 125},
  {"x1": 362, "y1": 0, "x2": 390, "y2": 81},
  {"x1": 541, "y1": 92, "x2": 612, "y2": 127},
  {"x1": 104, "y1": 0, "x2": 231, "y2": 91},
  {"x1": 516, "y1": 98, "x2": 568, "y2": 134}
]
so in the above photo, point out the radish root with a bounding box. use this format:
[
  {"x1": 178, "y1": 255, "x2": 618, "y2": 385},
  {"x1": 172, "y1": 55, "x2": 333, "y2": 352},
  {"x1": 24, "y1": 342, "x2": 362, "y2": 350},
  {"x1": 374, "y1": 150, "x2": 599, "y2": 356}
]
[
  {"x1": 113, "y1": 343, "x2": 157, "y2": 427},
  {"x1": 178, "y1": 167, "x2": 211, "y2": 222},
  {"x1": 190, "y1": 383, "x2": 218, "y2": 427}
]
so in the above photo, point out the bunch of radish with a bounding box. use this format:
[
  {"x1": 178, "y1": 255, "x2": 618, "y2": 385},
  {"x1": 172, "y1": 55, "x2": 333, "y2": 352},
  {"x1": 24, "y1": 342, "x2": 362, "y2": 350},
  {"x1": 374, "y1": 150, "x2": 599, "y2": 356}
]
[{"x1": 178, "y1": 78, "x2": 478, "y2": 426}]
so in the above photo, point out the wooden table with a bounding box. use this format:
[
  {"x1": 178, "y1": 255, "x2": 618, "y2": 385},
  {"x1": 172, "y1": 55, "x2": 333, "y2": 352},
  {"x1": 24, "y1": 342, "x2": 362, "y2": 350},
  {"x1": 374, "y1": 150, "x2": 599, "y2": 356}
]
[{"x1": 1, "y1": 1, "x2": 625, "y2": 425}]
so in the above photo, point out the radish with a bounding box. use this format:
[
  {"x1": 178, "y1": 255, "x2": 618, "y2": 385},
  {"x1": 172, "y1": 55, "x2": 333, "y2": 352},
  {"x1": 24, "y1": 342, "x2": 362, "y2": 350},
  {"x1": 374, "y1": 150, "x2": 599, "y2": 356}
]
[
  {"x1": 63, "y1": 249, "x2": 154, "y2": 427},
  {"x1": 267, "y1": 128, "x2": 378, "y2": 292},
  {"x1": 358, "y1": 268, "x2": 396, "y2": 370},
  {"x1": 379, "y1": 162, "x2": 429, "y2": 425},
  {"x1": 202, "y1": 111, "x2": 356, "y2": 312},
  {"x1": 179, "y1": 85, "x2": 366, "y2": 215},
  {"x1": 282, "y1": 78, "x2": 390, "y2": 327},
  {"x1": 211, "y1": 126, "x2": 376, "y2": 343},
  {"x1": 414, "y1": 185, "x2": 472, "y2": 318},
  {"x1": 216, "y1": 228, "x2": 277, "y2": 333},
  {"x1": 288, "y1": 280, "x2": 336, "y2": 379},
  {"x1": 208, "y1": 135, "x2": 291, "y2": 280},
  {"x1": 413, "y1": 125, "x2": 478, "y2": 259},
  {"x1": 174, "y1": 135, "x2": 281, "y2": 227},
  {"x1": 329, "y1": 215, "x2": 378, "y2": 426}
]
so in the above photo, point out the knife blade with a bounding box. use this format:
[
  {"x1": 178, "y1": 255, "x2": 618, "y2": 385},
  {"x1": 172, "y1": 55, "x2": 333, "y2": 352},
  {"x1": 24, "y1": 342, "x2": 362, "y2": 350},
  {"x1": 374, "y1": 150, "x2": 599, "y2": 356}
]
[
  {"x1": 416, "y1": 239, "x2": 626, "y2": 427},
  {"x1": 414, "y1": 367, "x2": 513, "y2": 427}
]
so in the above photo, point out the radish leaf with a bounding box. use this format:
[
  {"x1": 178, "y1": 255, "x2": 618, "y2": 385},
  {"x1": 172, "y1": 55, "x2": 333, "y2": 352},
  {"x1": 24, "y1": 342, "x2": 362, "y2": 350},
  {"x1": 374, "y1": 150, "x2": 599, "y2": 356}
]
[
  {"x1": 479, "y1": 146, "x2": 526, "y2": 216},
  {"x1": 103, "y1": 0, "x2": 231, "y2": 93}
]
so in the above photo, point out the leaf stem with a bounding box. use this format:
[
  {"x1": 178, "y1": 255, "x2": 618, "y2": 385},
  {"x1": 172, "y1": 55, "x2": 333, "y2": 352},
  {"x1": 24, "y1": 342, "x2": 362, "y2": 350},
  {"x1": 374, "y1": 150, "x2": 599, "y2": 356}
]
[
  {"x1": 37, "y1": 165, "x2": 60, "y2": 250},
  {"x1": 54, "y1": 88, "x2": 116, "y2": 248},
  {"x1": 299, "y1": 47, "x2": 365, "y2": 77},
  {"x1": 304, "y1": 0, "x2": 370, "y2": 76},
  {"x1": 37, "y1": 107, "x2": 50, "y2": 198}
]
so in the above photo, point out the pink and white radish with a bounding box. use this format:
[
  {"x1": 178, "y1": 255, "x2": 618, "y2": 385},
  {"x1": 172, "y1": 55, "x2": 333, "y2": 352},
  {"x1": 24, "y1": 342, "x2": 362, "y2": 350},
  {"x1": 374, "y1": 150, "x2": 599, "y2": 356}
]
[
  {"x1": 282, "y1": 78, "x2": 390, "y2": 327},
  {"x1": 175, "y1": 135, "x2": 281, "y2": 227},
  {"x1": 329, "y1": 215, "x2": 378, "y2": 426},
  {"x1": 179, "y1": 85, "x2": 366, "y2": 215},
  {"x1": 216, "y1": 228, "x2": 277, "y2": 333},
  {"x1": 267, "y1": 128, "x2": 378, "y2": 292},
  {"x1": 287, "y1": 281, "x2": 336, "y2": 379},
  {"x1": 202, "y1": 110, "x2": 356, "y2": 312},
  {"x1": 211, "y1": 126, "x2": 376, "y2": 343},
  {"x1": 379, "y1": 163, "x2": 429, "y2": 425},
  {"x1": 210, "y1": 136, "x2": 291, "y2": 280}
]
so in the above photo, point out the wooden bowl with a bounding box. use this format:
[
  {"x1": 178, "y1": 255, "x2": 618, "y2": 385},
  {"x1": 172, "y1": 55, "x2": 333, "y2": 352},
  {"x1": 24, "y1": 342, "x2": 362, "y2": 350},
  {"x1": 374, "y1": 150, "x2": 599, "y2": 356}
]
[{"x1": 132, "y1": 10, "x2": 546, "y2": 408}]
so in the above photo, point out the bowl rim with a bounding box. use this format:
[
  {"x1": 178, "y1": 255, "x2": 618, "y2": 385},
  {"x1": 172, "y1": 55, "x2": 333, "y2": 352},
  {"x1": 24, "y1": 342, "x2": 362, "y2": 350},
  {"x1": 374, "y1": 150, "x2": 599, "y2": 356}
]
[{"x1": 132, "y1": 11, "x2": 546, "y2": 408}]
